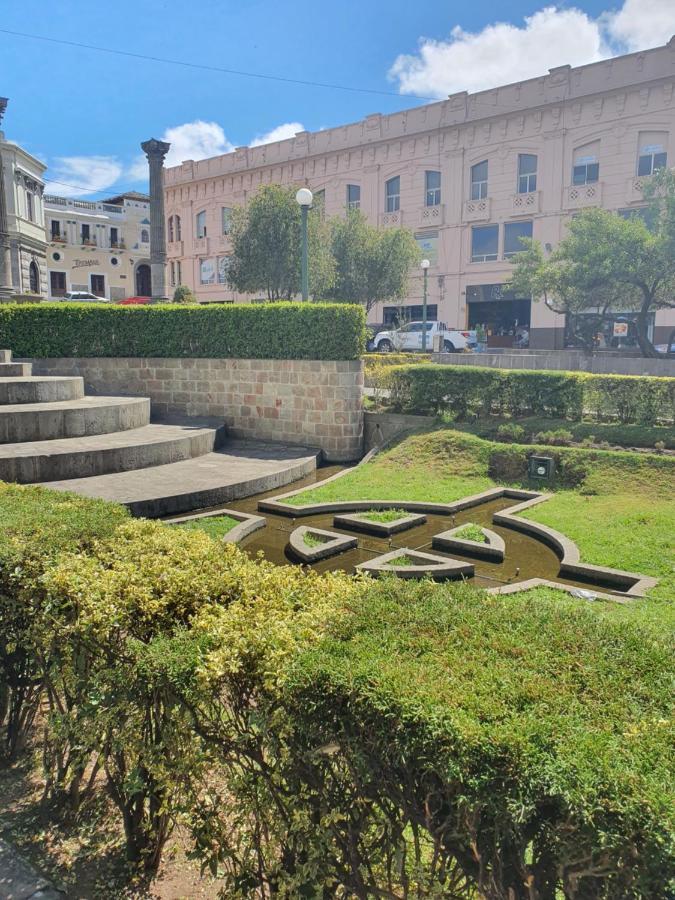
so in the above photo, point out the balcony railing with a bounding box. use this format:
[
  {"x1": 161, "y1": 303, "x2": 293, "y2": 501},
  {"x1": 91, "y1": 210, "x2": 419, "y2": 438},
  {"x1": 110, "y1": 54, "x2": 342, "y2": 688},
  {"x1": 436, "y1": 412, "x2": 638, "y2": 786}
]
[
  {"x1": 81, "y1": 236, "x2": 97, "y2": 246},
  {"x1": 110, "y1": 240, "x2": 126, "y2": 249},
  {"x1": 419, "y1": 204, "x2": 444, "y2": 226},
  {"x1": 626, "y1": 177, "x2": 650, "y2": 204},
  {"x1": 463, "y1": 197, "x2": 491, "y2": 222},
  {"x1": 510, "y1": 191, "x2": 540, "y2": 215},
  {"x1": 565, "y1": 182, "x2": 603, "y2": 210},
  {"x1": 51, "y1": 234, "x2": 67, "y2": 243},
  {"x1": 194, "y1": 236, "x2": 209, "y2": 253},
  {"x1": 167, "y1": 240, "x2": 184, "y2": 256},
  {"x1": 379, "y1": 210, "x2": 402, "y2": 227}
]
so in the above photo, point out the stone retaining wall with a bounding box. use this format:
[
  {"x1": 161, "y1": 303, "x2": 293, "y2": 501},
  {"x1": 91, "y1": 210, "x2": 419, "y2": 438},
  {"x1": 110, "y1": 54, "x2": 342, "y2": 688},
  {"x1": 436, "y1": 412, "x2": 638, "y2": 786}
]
[{"x1": 31, "y1": 357, "x2": 364, "y2": 462}]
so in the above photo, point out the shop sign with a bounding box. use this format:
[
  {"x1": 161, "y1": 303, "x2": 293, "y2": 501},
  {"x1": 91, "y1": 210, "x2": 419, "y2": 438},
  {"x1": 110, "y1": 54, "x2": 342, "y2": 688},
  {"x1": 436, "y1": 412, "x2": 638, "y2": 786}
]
[
  {"x1": 613, "y1": 321, "x2": 629, "y2": 337},
  {"x1": 415, "y1": 231, "x2": 438, "y2": 266}
]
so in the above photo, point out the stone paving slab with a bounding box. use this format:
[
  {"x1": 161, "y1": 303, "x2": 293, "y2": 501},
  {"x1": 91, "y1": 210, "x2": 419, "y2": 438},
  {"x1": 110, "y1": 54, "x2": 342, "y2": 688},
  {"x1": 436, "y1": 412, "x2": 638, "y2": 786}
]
[{"x1": 42, "y1": 439, "x2": 320, "y2": 518}]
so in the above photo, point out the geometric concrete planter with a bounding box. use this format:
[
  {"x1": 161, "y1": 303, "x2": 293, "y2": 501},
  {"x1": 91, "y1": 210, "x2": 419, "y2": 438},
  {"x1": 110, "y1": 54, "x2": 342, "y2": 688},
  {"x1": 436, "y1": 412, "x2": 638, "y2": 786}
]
[
  {"x1": 164, "y1": 508, "x2": 267, "y2": 543},
  {"x1": 288, "y1": 526, "x2": 358, "y2": 563},
  {"x1": 432, "y1": 524, "x2": 505, "y2": 561},
  {"x1": 333, "y1": 510, "x2": 426, "y2": 536},
  {"x1": 356, "y1": 548, "x2": 474, "y2": 580}
]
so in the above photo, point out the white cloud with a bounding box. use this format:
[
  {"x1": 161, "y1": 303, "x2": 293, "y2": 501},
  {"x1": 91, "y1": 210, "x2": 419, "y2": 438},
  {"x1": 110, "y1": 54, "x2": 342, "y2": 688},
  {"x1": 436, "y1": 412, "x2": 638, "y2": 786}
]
[
  {"x1": 128, "y1": 120, "x2": 236, "y2": 180},
  {"x1": 249, "y1": 122, "x2": 305, "y2": 147},
  {"x1": 389, "y1": 1, "x2": 675, "y2": 98},
  {"x1": 607, "y1": 0, "x2": 675, "y2": 52},
  {"x1": 44, "y1": 155, "x2": 123, "y2": 198}
]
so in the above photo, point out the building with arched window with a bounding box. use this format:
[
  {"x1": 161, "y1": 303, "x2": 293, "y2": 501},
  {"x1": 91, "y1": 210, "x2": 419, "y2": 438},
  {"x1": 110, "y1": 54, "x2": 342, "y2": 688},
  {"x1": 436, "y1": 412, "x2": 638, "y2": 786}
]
[
  {"x1": 44, "y1": 192, "x2": 151, "y2": 300},
  {"x1": 0, "y1": 126, "x2": 47, "y2": 297},
  {"x1": 163, "y1": 38, "x2": 675, "y2": 347}
]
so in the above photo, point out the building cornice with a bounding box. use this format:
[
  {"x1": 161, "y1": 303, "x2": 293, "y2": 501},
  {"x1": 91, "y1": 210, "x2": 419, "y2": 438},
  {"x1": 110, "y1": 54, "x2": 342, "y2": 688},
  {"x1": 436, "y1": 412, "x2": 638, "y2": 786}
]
[{"x1": 165, "y1": 40, "x2": 675, "y2": 189}]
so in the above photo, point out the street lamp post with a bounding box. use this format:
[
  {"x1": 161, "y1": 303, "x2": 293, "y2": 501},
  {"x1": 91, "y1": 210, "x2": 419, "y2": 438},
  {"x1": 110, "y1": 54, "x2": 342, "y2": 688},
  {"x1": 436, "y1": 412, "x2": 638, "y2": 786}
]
[
  {"x1": 295, "y1": 187, "x2": 313, "y2": 302},
  {"x1": 421, "y1": 259, "x2": 430, "y2": 351}
]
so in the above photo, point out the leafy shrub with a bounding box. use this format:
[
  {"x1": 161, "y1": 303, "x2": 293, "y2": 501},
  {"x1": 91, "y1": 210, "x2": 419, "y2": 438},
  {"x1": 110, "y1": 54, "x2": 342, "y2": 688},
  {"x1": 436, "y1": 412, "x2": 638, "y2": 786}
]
[
  {"x1": 534, "y1": 427, "x2": 574, "y2": 446},
  {"x1": 454, "y1": 523, "x2": 486, "y2": 542},
  {"x1": 0, "y1": 302, "x2": 365, "y2": 360},
  {"x1": 655, "y1": 440, "x2": 666, "y2": 453},
  {"x1": 496, "y1": 422, "x2": 525, "y2": 442},
  {"x1": 2, "y1": 484, "x2": 674, "y2": 894},
  {"x1": 172, "y1": 283, "x2": 197, "y2": 303},
  {"x1": 388, "y1": 363, "x2": 674, "y2": 425}
]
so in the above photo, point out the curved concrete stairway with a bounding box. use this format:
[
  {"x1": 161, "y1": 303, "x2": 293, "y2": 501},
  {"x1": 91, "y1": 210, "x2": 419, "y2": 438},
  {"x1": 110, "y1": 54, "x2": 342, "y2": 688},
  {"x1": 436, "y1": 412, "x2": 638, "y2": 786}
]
[{"x1": 0, "y1": 350, "x2": 318, "y2": 517}]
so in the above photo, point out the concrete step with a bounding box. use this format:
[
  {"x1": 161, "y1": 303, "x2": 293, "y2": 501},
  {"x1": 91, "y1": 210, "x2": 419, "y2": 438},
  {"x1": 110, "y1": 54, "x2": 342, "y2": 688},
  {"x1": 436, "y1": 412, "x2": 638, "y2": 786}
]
[
  {"x1": 0, "y1": 375, "x2": 85, "y2": 405},
  {"x1": 0, "y1": 396, "x2": 150, "y2": 443},
  {"x1": 0, "y1": 362, "x2": 32, "y2": 377},
  {"x1": 42, "y1": 438, "x2": 319, "y2": 518},
  {"x1": 0, "y1": 420, "x2": 227, "y2": 483}
]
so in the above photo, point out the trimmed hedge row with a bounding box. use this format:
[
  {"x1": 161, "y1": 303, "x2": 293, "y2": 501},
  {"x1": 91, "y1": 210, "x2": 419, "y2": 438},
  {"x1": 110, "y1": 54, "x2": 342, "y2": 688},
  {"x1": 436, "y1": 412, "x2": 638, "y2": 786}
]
[
  {"x1": 388, "y1": 363, "x2": 675, "y2": 425},
  {"x1": 0, "y1": 301, "x2": 365, "y2": 360},
  {"x1": 2, "y1": 482, "x2": 674, "y2": 896}
]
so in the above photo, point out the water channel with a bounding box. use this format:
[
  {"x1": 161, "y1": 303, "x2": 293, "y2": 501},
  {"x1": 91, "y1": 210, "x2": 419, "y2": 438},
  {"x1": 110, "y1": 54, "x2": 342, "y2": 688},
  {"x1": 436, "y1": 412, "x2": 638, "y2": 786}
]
[{"x1": 177, "y1": 464, "x2": 632, "y2": 596}]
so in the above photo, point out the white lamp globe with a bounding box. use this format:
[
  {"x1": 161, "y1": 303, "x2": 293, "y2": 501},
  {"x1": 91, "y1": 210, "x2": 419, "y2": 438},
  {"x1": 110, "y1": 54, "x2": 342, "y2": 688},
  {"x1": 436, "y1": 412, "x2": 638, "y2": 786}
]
[
  {"x1": 421, "y1": 258, "x2": 431, "y2": 269},
  {"x1": 296, "y1": 187, "x2": 313, "y2": 206}
]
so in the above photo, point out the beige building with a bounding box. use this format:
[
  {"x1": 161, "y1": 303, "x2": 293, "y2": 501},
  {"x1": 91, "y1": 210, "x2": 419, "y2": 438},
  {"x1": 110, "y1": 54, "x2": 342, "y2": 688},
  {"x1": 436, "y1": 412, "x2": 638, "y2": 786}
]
[
  {"x1": 164, "y1": 38, "x2": 675, "y2": 349},
  {"x1": 44, "y1": 191, "x2": 152, "y2": 300},
  {"x1": 0, "y1": 128, "x2": 47, "y2": 297}
]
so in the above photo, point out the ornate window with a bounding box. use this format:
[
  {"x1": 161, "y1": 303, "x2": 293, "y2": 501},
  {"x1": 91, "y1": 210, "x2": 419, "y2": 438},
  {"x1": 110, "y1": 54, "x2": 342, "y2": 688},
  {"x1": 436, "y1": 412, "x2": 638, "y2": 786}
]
[
  {"x1": 517, "y1": 155, "x2": 537, "y2": 193},
  {"x1": 425, "y1": 171, "x2": 441, "y2": 207},
  {"x1": 196, "y1": 210, "x2": 207, "y2": 239},
  {"x1": 29, "y1": 260, "x2": 39, "y2": 293},
  {"x1": 346, "y1": 184, "x2": 360, "y2": 210},
  {"x1": 471, "y1": 161, "x2": 488, "y2": 200},
  {"x1": 168, "y1": 216, "x2": 174, "y2": 242},
  {"x1": 175, "y1": 215, "x2": 182, "y2": 241},
  {"x1": 385, "y1": 176, "x2": 400, "y2": 212}
]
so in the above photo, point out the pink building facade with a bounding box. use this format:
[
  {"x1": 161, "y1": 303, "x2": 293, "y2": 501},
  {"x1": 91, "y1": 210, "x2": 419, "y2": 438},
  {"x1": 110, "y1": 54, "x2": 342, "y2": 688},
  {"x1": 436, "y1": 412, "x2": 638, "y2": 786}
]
[{"x1": 164, "y1": 38, "x2": 675, "y2": 350}]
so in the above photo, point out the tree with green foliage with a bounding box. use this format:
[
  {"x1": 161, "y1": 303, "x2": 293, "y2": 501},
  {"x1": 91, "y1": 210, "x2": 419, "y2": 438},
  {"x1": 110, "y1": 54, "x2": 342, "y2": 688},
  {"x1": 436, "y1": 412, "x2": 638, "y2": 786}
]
[
  {"x1": 227, "y1": 184, "x2": 335, "y2": 301},
  {"x1": 510, "y1": 172, "x2": 675, "y2": 357},
  {"x1": 172, "y1": 284, "x2": 197, "y2": 303},
  {"x1": 326, "y1": 209, "x2": 421, "y2": 312}
]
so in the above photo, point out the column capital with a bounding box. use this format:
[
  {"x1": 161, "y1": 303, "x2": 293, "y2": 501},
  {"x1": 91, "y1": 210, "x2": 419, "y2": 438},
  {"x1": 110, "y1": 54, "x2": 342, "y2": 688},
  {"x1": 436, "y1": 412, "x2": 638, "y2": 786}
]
[{"x1": 141, "y1": 138, "x2": 171, "y2": 161}]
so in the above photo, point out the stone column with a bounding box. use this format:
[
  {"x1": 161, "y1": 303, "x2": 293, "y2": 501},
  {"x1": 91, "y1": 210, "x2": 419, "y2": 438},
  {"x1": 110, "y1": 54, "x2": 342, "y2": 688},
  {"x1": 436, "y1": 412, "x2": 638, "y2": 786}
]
[
  {"x1": 0, "y1": 99, "x2": 16, "y2": 300},
  {"x1": 141, "y1": 138, "x2": 171, "y2": 300}
]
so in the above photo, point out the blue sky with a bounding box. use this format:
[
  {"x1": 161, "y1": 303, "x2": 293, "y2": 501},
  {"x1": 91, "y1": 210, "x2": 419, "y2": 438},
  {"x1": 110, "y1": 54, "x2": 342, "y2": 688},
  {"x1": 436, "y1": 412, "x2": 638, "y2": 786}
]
[{"x1": 1, "y1": 0, "x2": 672, "y2": 197}]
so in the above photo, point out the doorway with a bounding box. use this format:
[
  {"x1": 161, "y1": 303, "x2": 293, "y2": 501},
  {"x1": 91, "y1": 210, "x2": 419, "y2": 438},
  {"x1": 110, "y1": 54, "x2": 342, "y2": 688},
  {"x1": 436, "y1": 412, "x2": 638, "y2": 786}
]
[{"x1": 136, "y1": 264, "x2": 151, "y2": 296}]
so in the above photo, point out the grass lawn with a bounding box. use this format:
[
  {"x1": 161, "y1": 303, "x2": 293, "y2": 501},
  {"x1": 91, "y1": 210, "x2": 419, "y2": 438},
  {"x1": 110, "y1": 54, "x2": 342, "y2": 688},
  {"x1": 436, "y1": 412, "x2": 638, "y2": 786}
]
[
  {"x1": 443, "y1": 416, "x2": 675, "y2": 449},
  {"x1": 176, "y1": 514, "x2": 239, "y2": 540},
  {"x1": 289, "y1": 429, "x2": 675, "y2": 625}
]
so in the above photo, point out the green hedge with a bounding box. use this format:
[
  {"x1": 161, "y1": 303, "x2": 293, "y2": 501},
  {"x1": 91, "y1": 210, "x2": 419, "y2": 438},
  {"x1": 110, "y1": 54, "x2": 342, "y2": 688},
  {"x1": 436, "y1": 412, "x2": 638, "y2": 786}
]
[
  {"x1": 2, "y1": 484, "x2": 673, "y2": 893},
  {"x1": 0, "y1": 301, "x2": 365, "y2": 360},
  {"x1": 388, "y1": 363, "x2": 675, "y2": 425}
]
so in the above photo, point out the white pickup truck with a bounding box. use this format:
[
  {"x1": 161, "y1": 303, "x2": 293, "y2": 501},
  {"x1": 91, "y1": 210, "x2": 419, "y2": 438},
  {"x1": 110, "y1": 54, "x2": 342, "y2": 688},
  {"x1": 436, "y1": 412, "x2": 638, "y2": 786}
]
[{"x1": 372, "y1": 321, "x2": 477, "y2": 353}]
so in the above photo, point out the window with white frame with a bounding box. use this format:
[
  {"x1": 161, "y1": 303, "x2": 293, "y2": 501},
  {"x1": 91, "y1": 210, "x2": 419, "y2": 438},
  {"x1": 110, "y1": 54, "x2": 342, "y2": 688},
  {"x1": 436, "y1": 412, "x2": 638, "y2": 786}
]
[
  {"x1": 471, "y1": 224, "x2": 498, "y2": 262},
  {"x1": 50, "y1": 219, "x2": 61, "y2": 239},
  {"x1": 196, "y1": 210, "x2": 207, "y2": 239},
  {"x1": 217, "y1": 256, "x2": 230, "y2": 284},
  {"x1": 637, "y1": 148, "x2": 667, "y2": 176},
  {"x1": 425, "y1": 170, "x2": 441, "y2": 207},
  {"x1": 471, "y1": 161, "x2": 488, "y2": 200},
  {"x1": 517, "y1": 155, "x2": 537, "y2": 193},
  {"x1": 221, "y1": 207, "x2": 233, "y2": 235},
  {"x1": 573, "y1": 143, "x2": 600, "y2": 185},
  {"x1": 346, "y1": 184, "x2": 360, "y2": 210},
  {"x1": 385, "y1": 176, "x2": 400, "y2": 212},
  {"x1": 503, "y1": 221, "x2": 533, "y2": 258}
]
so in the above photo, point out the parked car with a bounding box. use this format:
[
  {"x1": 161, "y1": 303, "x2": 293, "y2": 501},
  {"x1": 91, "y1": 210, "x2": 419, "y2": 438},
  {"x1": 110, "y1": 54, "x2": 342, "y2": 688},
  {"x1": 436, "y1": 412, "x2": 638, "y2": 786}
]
[
  {"x1": 60, "y1": 291, "x2": 109, "y2": 302},
  {"x1": 365, "y1": 323, "x2": 386, "y2": 352},
  {"x1": 372, "y1": 321, "x2": 477, "y2": 353}
]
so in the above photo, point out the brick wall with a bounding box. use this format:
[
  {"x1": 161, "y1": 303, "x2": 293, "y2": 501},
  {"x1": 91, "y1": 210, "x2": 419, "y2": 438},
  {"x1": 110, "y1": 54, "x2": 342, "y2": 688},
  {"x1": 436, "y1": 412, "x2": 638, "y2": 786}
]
[{"x1": 31, "y1": 357, "x2": 364, "y2": 462}]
